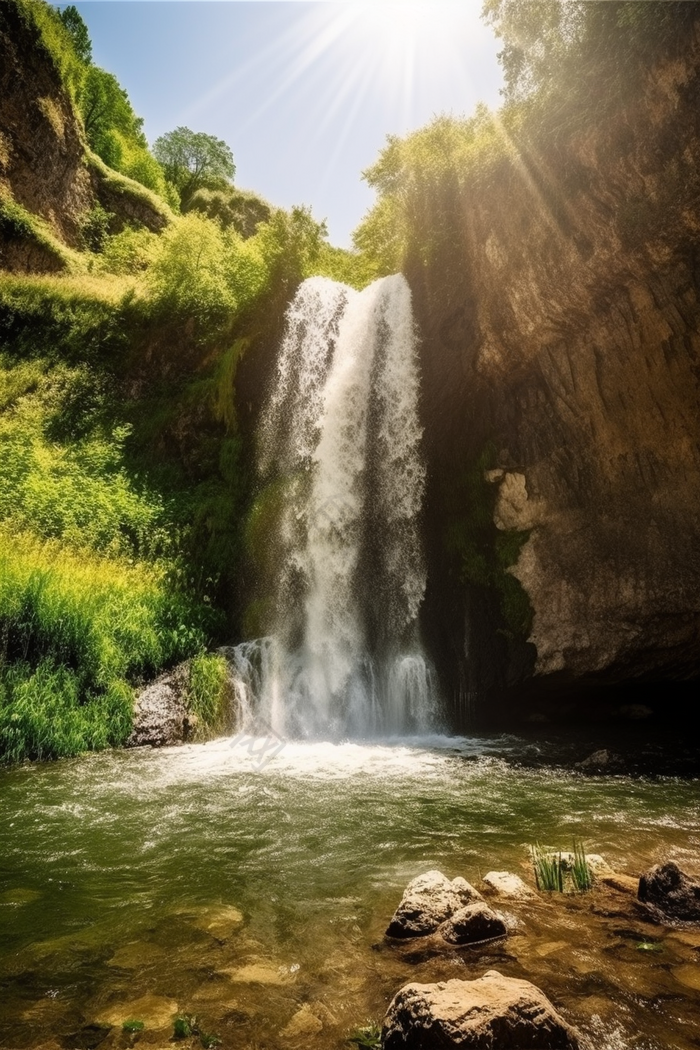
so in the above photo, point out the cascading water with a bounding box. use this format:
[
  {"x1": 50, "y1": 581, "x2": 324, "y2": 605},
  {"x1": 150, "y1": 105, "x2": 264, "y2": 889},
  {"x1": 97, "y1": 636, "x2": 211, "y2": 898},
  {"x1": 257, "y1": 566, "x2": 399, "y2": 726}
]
[{"x1": 228, "y1": 274, "x2": 440, "y2": 738}]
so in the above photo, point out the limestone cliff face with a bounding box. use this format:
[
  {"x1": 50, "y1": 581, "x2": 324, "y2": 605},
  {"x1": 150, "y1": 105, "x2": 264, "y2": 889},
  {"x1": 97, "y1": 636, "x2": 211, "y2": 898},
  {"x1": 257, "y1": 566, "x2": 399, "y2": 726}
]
[
  {"x1": 412, "y1": 24, "x2": 700, "y2": 716},
  {"x1": 0, "y1": 2, "x2": 168, "y2": 272}
]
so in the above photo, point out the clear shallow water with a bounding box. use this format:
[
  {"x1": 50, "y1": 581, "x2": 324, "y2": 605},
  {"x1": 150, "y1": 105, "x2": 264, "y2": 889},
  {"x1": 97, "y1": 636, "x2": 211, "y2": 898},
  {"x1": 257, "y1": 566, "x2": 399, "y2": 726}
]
[{"x1": 1, "y1": 735, "x2": 699, "y2": 1049}]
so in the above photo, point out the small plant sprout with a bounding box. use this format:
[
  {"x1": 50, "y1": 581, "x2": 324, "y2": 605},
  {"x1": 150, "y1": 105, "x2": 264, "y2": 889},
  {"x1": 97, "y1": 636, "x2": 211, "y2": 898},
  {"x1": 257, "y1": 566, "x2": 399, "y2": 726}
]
[
  {"x1": 199, "y1": 1033, "x2": 222, "y2": 1049},
  {"x1": 348, "y1": 1022, "x2": 382, "y2": 1049},
  {"x1": 173, "y1": 1014, "x2": 198, "y2": 1039},
  {"x1": 122, "y1": 1019, "x2": 145, "y2": 1033}
]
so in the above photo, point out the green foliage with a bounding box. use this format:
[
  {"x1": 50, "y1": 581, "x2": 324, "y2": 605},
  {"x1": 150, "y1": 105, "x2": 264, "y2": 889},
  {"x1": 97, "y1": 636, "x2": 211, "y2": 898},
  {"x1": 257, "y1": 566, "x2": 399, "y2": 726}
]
[
  {"x1": 187, "y1": 653, "x2": 229, "y2": 732},
  {"x1": 99, "y1": 225, "x2": 160, "y2": 275},
  {"x1": 443, "y1": 447, "x2": 532, "y2": 639},
  {"x1": 199, "y1": 1033, "x2": 222, "y2": 1049},
  {"x1": 15, "y1": 0, "x2": 176, "y2": 205},
  {"x1": 16, "y1": 0, "x2": 85, "y2": 99},
  {"x1": 153, "y1": 127, "x2": 235, "y2": 208},
  {"x1": 531, "y1": 844, "x2": 564, "y2": 892},
  {"x1": 85, "y1": 151, "x2": 175, "y2": 226},
  {"x1": 571, "y1": 839, "x2": 593, "y2": 893},
  {"x1": 121, "y1": 1020, "x2": 145, "y2": 1034},
  {"x1": 314, "y1": 242, "x2": 377, "y2": 290},
  {"x1": 354, "y1": 108, "x2": 509, "y2": 274},
  {"x1": 348, "y1": 1023, "x2": 382, "y2": 1049},
  {"x1": 186, "y1": 186, "x2": 271, "y2": 238},
  {"x1": 0, "y1": 192, "x2": 77, "y2": 270},
  {"x1": 57, "y1": 4, "x2": 92, "y2": 64},
  {"x1": 173, "y1": 1015, "x2": 197, "y2": 1040},
  {"x1": 148, "y1": 213, "x2": 235, "y2": 320},
  {"x1": 78, "y1": 203, "x2": 113, "y2": 252},
  {"x1": 0, "y1": 659, "x2": 133, "y2": 764},
  {"x1": 530, "y1": 841, "x2": 593, "y2": 894}
]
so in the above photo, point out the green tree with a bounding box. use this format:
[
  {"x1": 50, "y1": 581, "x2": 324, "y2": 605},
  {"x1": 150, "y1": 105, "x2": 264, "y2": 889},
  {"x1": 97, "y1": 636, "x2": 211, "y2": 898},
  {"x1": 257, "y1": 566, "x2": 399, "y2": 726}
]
[
  {"x1": 79, "y1": 65, "x2": 146, "y2": 163},
  {"x1": 57, "y1": 3, "x2": 92, "y2": 64},
  {"x1": 152, "y1": 127, "x2": 236, "y2": 208},
  {"x1": 186, "y1": 186, "x2": 271, "y2": 238}
]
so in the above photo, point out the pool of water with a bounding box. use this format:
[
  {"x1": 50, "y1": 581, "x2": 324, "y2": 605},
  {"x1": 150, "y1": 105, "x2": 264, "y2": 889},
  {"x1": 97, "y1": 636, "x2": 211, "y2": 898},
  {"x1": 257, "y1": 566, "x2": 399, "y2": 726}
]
[{"x1": 1, "y1": 734, "x2": 699, "y2": 1049}]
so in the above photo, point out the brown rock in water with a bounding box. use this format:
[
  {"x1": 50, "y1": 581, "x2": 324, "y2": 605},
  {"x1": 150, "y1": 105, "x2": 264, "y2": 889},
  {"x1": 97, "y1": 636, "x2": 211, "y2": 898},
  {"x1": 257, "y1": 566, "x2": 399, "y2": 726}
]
[
  {"x1": 386, "y1": 870, "x2": 484, "y2": 938},
  {"x1": 127, "y1": 663, "x2": 196, "y2": 748},
  {"x1": 382, "y1": 970, "x2": 580, "y2": 1049},
  {"x1": 438, "y1": 902, "x2": 507, "y2": 945},
  {"x1": 638, "y1": 862, "x2": 700, "y2": 922}
]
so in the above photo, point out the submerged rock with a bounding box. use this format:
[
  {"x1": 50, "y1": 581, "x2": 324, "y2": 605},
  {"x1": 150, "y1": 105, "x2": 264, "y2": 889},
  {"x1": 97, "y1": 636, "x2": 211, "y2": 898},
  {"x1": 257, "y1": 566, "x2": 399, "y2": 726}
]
[
  {"x1": 382, "y1": 970, "x2": 580, "y2": 1049},
  {"x1": 127, "y1": 663, "x2": 195, "y2": 748},
  {"x1": 638, "y1": 862, "x2": 700, "y2": 922},
  {"x1": 575, "y1": 749, "x2": 623, "y2": 772},
  {"x1": 482, "y1": 871, "x2": 537, "y2": 900},
  {"x1": 438, "y1": 902, "x2": 507, "y2": 945},
  {"x1": 386, "y1": 870, "x2": 483, "y2": 938},
  {"x1": 95, "y1": 993, "x2": 178, "y2": 1030}
]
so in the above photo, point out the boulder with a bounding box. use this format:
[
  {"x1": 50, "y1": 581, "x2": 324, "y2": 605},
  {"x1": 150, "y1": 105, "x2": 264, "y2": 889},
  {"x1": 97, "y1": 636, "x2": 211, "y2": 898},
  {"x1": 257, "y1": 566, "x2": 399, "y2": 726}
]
[
  {"x1": 482, "y1": 871, "x2": 537, "y2": 900},
  {"x1": 382, "y1": 970, "x2": 580, "y2": 1049},
  {"x1": 638, "y1": 862, "x2": 700, "y2": 922},
  {"x1": 438, "y1": 902, "x2": 507, "y2": 945},
  {"x1": 386, "y1": 871, "x2": 483, "y2": 939},
  {"x1": 575, "y1": 749, "x2": 623, "y2": 772},
  {"x1": 127, "y1": 662, "x2": 195, "y2": 748}
]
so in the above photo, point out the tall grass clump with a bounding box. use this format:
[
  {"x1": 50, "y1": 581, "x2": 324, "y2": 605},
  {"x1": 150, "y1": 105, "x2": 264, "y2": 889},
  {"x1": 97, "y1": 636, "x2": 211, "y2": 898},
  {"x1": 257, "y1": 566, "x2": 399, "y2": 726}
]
[
  {"x1": 0, "y1": 530, "x2": 210, "y2": 763},
  {"x1": 571, "y1": 838, "x2": 594, "y2": 892},
  {"x1": 531, "y1": 844, "x2": 564, "y2": 893},
  {"x1": 530, "y1": 840, "x2": 594, "y2": 893},
  {"x1": 187, "y1": 653, "x2": 230, "y2": 734}
]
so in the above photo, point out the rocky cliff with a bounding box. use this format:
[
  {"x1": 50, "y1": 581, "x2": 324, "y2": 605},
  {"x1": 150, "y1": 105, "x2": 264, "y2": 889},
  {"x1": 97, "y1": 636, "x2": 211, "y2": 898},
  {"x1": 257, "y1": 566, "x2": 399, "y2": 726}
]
[
  {"x1": 0, "y1": 1, "x2": 169, "y2": 272},
  {"x1": 411, "y1": 19, "x2": 700, "y2": 722}
]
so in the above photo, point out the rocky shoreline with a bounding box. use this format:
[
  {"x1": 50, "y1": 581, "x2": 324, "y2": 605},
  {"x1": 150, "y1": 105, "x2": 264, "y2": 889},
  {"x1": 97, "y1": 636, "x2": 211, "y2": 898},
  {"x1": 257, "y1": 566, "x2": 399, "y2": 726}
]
[{"x1": 375, "y1": 858, "x2": 700, "y2": 1048}]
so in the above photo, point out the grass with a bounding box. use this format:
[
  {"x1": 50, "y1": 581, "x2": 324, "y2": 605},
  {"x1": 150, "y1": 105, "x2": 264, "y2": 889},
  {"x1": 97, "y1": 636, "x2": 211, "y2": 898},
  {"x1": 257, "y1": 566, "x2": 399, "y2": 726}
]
[
  {"x1": 0, "y1": 529, "x2": 209, "y2": 763},
  {"x1": 531, "y1": 843, "x2": 565, "y2": 893},
  {"x1": 187, "y1": 653, "x2": 231, "y2": 735},
  {"x1": 348, "y1": 1023, "x2": 382, "y2": 1049},
  {"x1": 84, "y1": 151, "x2": 174, "y2": 227},
  {"x1": 571, "y1": 838, "x2": 594, "y2": 892},
  {"x1": 530, "y1": 840, "x2": 594, "y2": 894},
  {"x1": 0, "y1": 192, "x2": 83, "y2": 272}
]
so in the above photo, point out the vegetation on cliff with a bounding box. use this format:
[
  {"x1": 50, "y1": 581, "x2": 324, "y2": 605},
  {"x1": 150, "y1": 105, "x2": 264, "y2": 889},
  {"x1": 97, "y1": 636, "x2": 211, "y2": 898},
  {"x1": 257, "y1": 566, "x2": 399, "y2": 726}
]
[{"x1": 0, "y1": 0, "x2": 373, "y2": 762}]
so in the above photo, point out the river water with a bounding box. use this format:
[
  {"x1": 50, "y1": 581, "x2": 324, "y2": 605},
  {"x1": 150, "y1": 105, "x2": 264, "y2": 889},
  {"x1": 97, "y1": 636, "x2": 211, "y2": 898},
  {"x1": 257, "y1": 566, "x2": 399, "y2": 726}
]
[{"x1": 1, "y1": 733, "x2": 699, "y2": 1049}]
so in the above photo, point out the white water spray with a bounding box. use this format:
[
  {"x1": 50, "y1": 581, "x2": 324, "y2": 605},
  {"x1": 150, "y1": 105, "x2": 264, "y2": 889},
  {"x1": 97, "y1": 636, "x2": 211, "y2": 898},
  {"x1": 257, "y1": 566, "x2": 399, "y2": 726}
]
[{"x1": 228, "y1": 274, "x2": 440, "y2": 738}]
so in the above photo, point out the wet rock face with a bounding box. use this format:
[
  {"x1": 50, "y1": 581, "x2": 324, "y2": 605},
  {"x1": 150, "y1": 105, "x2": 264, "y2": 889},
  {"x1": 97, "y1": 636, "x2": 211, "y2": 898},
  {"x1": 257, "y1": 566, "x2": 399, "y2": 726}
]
[
  {"x1": 382, "y1": 970, "x2": 580, "y2": 1049},
  {"x1": 437, "y1": 902, "x2": 507, "y2": 945},
  {"x1": 414, "y1": 19, "x2": 700, "y2": 711},
  {"x1": 638, "y1": 862, "x2": 700, "y2": 922},
  {"x1": 386, "y1": 871, "x2": 483, "y2": 938},
  {"x1": 127, "y1": 663, "x2": 196, "y2": 748},
  {"x1": 482, "y1": 871, "x2": 537, "y2": 900}
]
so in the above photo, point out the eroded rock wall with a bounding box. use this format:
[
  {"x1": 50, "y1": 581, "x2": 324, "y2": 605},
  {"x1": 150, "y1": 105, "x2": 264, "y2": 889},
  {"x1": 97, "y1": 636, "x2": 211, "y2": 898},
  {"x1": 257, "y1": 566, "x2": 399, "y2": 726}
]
[{"x1": 413, "y1": 24, "x2": 700, "y2": 717}]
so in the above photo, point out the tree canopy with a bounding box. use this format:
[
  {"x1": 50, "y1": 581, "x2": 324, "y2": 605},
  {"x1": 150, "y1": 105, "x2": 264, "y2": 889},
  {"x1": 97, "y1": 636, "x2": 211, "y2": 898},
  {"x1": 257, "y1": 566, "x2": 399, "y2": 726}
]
[
  {"x1": 57, "y1": 4, "x2": 92, "y2": 64},
  {"x1": 152, "y1": 127, "x2": 236, "y2": 207}
]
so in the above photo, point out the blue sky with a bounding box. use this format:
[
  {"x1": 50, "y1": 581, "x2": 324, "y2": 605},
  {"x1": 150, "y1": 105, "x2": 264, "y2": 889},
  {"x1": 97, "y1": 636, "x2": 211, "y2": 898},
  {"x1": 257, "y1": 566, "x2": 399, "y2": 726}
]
[{"x1": 67, "y1": 2, "x2": 504, "y2": 246}]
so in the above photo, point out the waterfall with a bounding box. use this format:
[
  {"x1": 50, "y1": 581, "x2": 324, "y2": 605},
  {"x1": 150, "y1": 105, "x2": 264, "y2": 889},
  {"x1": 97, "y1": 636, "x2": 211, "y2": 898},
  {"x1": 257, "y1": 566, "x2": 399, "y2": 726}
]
[{"x1": 228, "y1": 274, "x2": 440, "y2": 739}]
